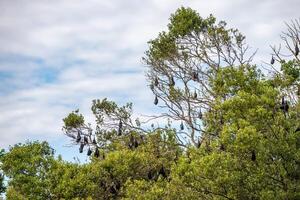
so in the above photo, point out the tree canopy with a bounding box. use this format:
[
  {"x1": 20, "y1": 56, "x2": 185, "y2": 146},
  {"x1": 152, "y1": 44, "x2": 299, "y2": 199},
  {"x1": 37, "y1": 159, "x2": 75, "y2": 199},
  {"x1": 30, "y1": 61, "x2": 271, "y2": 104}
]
[{"x1": 1, "y1": 7, "x2": 300, "y2": 200}]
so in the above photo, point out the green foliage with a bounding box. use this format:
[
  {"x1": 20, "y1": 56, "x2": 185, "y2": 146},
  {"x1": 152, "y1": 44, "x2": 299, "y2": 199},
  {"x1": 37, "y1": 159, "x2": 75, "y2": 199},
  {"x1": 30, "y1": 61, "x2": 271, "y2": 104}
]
[
  {"x1": 1, "y1": 141, "x2": 55, "y2": 199},
  {"x1": 211, "y1": 65, "x2": 261, "y2": 97},
  {"x1": 6, "y1": 187, "x2": 27, "y2": 200},
  {"x1": 47, "y1": 160, "x2": 94, "y2": 199},
  {"x1": 92, "y1": 98, "x2": 129, "y2": 117},
  {"x1": 168, "y1": 7, "x2": 205, "y2": 37},
  {"x1": 92, "y1": 98, "x2": 132, "y2": 125},
  {"x1": 145, "y1": 6, "x2": 245, "y2": 67},
  {"x1": 281, "y1": 59, "x2": 300, "y2": 84},
  {"x1": 1, "y1": 141, "x2": 95, "y2": 199},
  {"x1": 123, "y1": 179, "x2": 168, "y2": 200},
  {"x1": 63, "y1": 110, "x2": 85, "y2": 130},
  {"x1": 147, "y1": 31, "x2": 177, "y2": 62},
  {"x1": 168, "y1": 86, "x2": 182, "y2": 101}
]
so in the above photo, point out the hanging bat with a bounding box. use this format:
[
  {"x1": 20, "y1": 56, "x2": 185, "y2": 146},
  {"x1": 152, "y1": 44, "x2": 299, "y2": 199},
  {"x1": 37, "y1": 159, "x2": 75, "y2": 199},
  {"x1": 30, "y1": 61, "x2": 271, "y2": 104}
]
[
  {"x1": 180, "y1": 121, "x2": 184, "y2": 130},
  {"x1": 76, "y1": 132, "x2": 81, "y2": 143},
  {"x1": 154, "y1": 96, "x2": 158, "y2": 105},
  {"x1": 270, "y1": 56, "x2": 275, "y2": 65}
]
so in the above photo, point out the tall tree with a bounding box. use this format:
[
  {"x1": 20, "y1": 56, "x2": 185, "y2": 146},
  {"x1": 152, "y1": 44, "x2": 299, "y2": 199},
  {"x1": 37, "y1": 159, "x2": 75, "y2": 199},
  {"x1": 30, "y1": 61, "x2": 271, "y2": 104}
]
[
  {"x1": 131, "y1": 11, "x2": 300, "y2": 199},
  {"x1": 143, "y1": 7, "x2": 255, "y2": 146},
  {"x1": 1, "y1": 141, "x2": 55, "y2": 199},
  {"x1": 0, "y1": 141, "x2": 94, "y2": 199}
]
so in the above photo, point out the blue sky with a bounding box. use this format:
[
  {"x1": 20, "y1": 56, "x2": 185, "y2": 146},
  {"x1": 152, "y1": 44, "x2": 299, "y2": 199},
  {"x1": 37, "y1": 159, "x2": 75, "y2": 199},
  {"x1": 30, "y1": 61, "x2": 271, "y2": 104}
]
[{"x1": 0, "y1": 0, "x2": 299, "y2": 161}]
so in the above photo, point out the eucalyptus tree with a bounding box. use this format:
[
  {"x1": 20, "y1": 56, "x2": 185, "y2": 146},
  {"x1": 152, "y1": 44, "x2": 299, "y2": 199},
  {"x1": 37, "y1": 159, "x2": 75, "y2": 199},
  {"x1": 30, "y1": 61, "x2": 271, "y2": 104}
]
[
  {"x1": 124, "y1": 9, "x2": 300, "y2": 200},
  {"x1": 143, "y1": 7, "x2": 256, "y2": 147}
]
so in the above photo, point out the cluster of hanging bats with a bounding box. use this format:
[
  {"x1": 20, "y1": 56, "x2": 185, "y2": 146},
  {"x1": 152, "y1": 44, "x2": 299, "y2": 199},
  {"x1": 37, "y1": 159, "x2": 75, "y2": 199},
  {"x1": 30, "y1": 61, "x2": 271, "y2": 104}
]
[
  {"x1": 75, "y1": 132, "x2": 100, "y2": 157},
  {"x1": 152, "y1": 71, "x2": 199, "y2": 106},
  {"x1": 152, "y1": 70, "x2": 202, "y2": 128},
  {"x1": 75, "y1": 119, "x2": 144, "y2": 159}
]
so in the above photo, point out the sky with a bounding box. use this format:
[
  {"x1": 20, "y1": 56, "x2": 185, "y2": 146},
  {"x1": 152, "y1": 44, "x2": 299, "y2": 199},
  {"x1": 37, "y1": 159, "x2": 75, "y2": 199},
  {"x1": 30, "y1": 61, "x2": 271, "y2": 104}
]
[{"x1": 0, "y1": 0, "x2": 299, "y2": 161}]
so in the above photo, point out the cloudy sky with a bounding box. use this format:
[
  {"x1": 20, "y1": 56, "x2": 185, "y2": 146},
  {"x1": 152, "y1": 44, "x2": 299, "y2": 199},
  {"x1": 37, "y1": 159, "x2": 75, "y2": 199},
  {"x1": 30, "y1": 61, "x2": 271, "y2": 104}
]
[{"x1": 0, "y1": 0, "x2": 298, "y2": 161}]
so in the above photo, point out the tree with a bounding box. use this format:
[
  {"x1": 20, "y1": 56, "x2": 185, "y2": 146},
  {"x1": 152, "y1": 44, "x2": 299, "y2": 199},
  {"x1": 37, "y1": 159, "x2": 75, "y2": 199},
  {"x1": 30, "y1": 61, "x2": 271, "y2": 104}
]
[
  {"x1": 122, "y1": 9, "x2": 300, "y2": 200},
  {"x1": 137, "y1": 9, "x2": 300, "y2": 199},
  {"x1": 1, "y1": 141, "x2": 55, "y2": 199},
  {"x1": 0, "y1": 141, "x2": 95, "y2": 199},
  {"x1": 143, "y1": 7, "x2": 256, "y2": 147}
]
